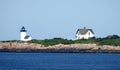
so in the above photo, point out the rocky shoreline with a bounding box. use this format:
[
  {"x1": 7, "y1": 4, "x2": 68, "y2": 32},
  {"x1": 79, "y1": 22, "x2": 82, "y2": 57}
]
[{"x1": 0, "y1": 42, "x2": 120, "y2": 53}]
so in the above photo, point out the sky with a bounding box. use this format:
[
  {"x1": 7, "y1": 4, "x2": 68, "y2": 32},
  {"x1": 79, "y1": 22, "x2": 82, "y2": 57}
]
[{"x1": 0, "y1": 0, "x2": 120, "y2": 40}]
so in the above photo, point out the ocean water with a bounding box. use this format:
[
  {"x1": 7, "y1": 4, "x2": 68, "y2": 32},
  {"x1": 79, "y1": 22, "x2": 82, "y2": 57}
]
[{"x1": 0, "y1": 53, "x2": 120, "y2": 70}]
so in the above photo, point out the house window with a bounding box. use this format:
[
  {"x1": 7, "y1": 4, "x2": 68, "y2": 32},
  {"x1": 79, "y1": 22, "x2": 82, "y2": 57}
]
[{"x1": 88, "y1": 32, "x2": 90, "y2": 35}]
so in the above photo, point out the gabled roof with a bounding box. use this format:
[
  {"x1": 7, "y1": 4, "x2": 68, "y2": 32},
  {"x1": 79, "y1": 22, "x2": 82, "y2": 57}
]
[{"x1": 76, "y1": 27, "x2": 94, "y2": 35}]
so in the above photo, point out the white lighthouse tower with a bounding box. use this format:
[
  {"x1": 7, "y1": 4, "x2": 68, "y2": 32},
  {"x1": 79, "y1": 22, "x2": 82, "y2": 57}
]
[
  {"x1": 20, "y1": 26, "x2": 32, "y2": 41},
  {"x1": 20, "y1": 26, "x2": 27, "y2": 41}
]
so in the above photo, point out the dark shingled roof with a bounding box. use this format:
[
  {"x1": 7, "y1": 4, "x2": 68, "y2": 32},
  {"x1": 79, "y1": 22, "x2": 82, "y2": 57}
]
[
  {"x1": 24, "y1": 35, "x2": 30, "y2": 39},
  {"x1": 76, "y1": 27, "x2": 94, "y2": 35}
]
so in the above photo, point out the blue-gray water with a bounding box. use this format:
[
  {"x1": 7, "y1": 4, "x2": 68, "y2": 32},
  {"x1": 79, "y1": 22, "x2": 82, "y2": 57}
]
[{"x1": 0, "y1": 53, "x2": 120, "y2": 70}]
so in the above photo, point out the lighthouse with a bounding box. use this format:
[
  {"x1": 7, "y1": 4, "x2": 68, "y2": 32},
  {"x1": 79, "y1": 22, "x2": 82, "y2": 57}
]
[
  {"x1": 20, "y1": 26, "x2": 32, "y2": 41},
  {"x1": 20, "y1": 26, "x2": 27, "y2": 41}
]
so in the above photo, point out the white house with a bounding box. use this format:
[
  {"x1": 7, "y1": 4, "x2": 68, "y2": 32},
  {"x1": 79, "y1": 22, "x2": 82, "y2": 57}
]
[
  {"x1": 76, "y1": 27, "x2": 95, "y2": 39},
  {"x1": 20, "y1": 26, "x2": 32, "y2": 41}
]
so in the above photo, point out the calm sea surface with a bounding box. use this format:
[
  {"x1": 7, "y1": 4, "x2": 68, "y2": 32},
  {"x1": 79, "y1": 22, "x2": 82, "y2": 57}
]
[{"x1": 0, "y1": 53, "x2": 120, "y2": 70}]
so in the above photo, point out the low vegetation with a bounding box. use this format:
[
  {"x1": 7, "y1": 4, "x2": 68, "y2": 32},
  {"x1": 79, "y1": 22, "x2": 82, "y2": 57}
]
[
  {"x1": 29, "y1": 38, "x2": 74, "y2": 46},
  {"x1": 1, "y1": 35, "x2": 120, "y2": 47},
  {"x1": 95, "y1": 35, "x2": 120, "y2": 46},
  {"x1": 29, "y1": 35, "x2": 120, "y2": 46}
]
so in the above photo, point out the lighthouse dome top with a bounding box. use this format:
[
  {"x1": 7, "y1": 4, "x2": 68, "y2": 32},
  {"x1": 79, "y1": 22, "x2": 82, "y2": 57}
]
[{"x1": 20, "y1": 26, "x2": 27, "y2": 32}]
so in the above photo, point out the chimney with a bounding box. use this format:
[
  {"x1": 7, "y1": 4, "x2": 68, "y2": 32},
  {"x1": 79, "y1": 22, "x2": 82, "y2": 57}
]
[{"x1": 84, "y1": 27, "x2": 86, "y2": 29}]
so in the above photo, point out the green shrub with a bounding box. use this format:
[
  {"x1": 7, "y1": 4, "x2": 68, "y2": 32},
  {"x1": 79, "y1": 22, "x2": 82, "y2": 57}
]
[
  {"x1": 29, "y1": 37, "x2": 120, "y2": 46},
  {"x1": 97, "y1": 38, "x2": 120, "y2": 46},
  {"x1": 29, "y1": 38, "x2": 74, "y2": 46}
]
